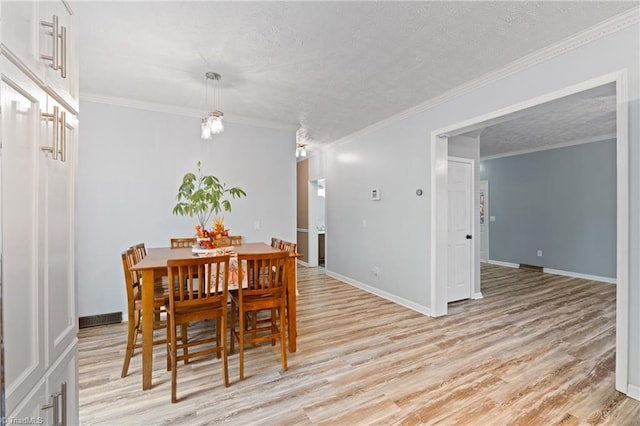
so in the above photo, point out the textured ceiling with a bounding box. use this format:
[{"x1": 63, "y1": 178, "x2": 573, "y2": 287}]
[
  {"x1": 77, "y1": 1, "x2": 636, "y2": 152},
  {"x1": 473, "y1": 83, "x2": 617, "y2": 158}
]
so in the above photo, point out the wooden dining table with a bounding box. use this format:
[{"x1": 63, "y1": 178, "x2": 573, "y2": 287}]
[{"x1": 130, "y1": 242, "x2": 299, "y2": 390}]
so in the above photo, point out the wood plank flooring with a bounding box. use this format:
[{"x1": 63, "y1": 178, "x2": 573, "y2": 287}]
[{"x1": 79, "y1": 263, "x2": 640, "y2": 425}]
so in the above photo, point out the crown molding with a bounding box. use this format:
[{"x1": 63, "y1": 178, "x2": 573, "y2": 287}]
[
  {"x1": 80, "y1": 93, "x2": 298, "y2": 132},
  {"x1": 480, "y1": 133, "x2": 616, "y2": 161},
  {"x1": 325, "y1": 6, "x2": 639, "y2": 150}
]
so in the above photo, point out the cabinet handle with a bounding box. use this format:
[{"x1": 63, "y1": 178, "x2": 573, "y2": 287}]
[
  {"x1": 58, "y1": 110, "x2": 66, "y2": 162},
  {"x1": 60, "y1": 382, "x2": 67, "y2": 426},
  {"x1": 41, "y1": 392, "x2": 60, "y2": 426},
  {"x1": 41, "y1": 106, "x2": 59, "y2": 161},
  {"x1": 40, "y1": 382, "x2": 66, "y2": 426},
  {"x1": 40, "y1": 15, "x2": 60, "y2": 71},
  {"x1": 40, "y1": 16, "x2": 67, "y2": 79},
  {"x1": 59, "y1": 26, "x2": 67, "y2": 78}
]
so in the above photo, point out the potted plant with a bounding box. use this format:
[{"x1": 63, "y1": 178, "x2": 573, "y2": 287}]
[{"x1": 172, "y1": 161, "x2": 246, "y2": 238}]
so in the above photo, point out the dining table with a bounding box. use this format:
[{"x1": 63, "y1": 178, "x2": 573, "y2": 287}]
[{"x1": 130, "y1": 242, "x2": 299, "y2": 390}]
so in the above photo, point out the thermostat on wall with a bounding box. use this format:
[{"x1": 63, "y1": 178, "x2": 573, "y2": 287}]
[{"x1": 370, "y1": 188, "x2": 381, "y2": 201}]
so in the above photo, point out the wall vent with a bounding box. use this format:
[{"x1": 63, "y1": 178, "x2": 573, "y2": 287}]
[
  {"x1": 519, "y1": 264, "x2": 543, "y2": 272},
  {"x1": 79, "y1": 312, "x2": 122, "y2": 329}
]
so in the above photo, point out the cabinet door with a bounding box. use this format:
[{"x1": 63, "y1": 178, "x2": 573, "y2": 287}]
[
  {"x1": 0, "y1": 1, "x2": 46, "y2": 80},
  {"x1": 45, "y1": 342, "x2": 79, "y2": 426},
  {"x1": 5, "y1": 378, "x2": 47, "y2": 426},
  {"x1": 40, "y1": 97, "x2": 77, "y2": 365},
  {"x1": 40, "y1": 0, "x2": 78, "y2": 109},
  {"x1": 1, "y1": 59, "x2": 46, "y2": 413}
]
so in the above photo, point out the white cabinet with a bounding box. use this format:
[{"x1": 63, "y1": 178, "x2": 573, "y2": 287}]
[
  {"x1": 41, "y1": 97, "x2": 78, "y2": 366},
  {"x1": 1, "y1": 60, "x2": 47, "y2": 413},
  {"x1": 1, "y1": 0, "x2": 79, "y2": 422},
  {"x1": 1, "y1": 0, "x2": 78, "y2": 110},
  {"x1": 8, "y1": 343, "x2": 78, "y2": 426}
]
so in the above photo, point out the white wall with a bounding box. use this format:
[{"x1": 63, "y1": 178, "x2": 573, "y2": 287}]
[
  {"x1": 76, "y1": 101, "x2": 296, "y2": 317},
  {"x1": 313, "y1": 23, "x2": 639, "y2": 388}
]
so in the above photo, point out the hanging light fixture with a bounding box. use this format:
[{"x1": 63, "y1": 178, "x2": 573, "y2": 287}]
[
  {"x1": 296, "y1": 143, "x2": 307, "y2": 158},
  {"x1": 295, "y1": 126, "x2": 308, "y2": 158},
  {"x1": 201, "y1": 72, "x2": 224, "y2": 139}
]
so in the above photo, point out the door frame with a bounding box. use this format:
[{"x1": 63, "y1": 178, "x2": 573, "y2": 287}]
[
  {"x1": 429, "y1": 70, "x2": 629, "y2": 394},
  {"x1": 447, "y1": 156, "x2": 475, "y2": 302},
  {"x1": 307, "y1": 178, "x2": 326, "y2": 268},
  {"x1": 479, "y1": 180, "x2": 489, "y2": 263}
]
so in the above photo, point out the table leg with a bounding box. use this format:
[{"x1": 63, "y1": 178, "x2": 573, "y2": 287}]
[
  {"x1": 141, "y1": 269, "x2": 155, "y2": 390},
  {"x1": 287, "y1": 257, "x2": 297, "y2": 353}
]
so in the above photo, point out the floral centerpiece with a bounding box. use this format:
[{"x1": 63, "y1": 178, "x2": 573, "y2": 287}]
[{"x1": 172, "y1": 161, "x2": 246, "y2": 247}]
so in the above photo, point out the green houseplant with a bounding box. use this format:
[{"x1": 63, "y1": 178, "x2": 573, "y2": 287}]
[{"x1": 172, "y1": 161, "x2": 247, "y2": 233}]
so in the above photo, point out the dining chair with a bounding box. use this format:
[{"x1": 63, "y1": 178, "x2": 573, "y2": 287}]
[
  {"x1": 280, "y1": 240, "x2": 297, "y2": 254},
  {"x1": 166, "y1": 255, "x2": 231, "y2": 403},
  {"x1": 130, "y1": 242, "x2": 147, "y2": 263},
  {"x1": 230, "y1": 251, "x2": 289, "y2": 380},
  {"x1": 120, "y1": 249, "x2": 169, "y2": 378},
  {"x1": 170, "y1": 237, "x2": 197, "y2": 248},
  {"x1": 229, "y1": 235, "x2": 242, "y2": 246},
  {"x1": 214, "y1": 236, "x2": 231, "y2": 247},
  {"x1": 270, "y1": 237, "x2": 282, "y2": 249}
]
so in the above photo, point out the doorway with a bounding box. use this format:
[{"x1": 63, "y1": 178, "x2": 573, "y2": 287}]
[
  {"x1": 308, "y1": 178, "x2": 326, "y2": 268},
  {"x1": 447, "y1": 157, "x2": 474, "y2": 302},
  {"x1": 430, "y1": 71, "x2": 629, "y2": 394}
]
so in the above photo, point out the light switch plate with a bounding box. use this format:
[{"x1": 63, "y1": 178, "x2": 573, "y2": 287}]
[{"x1": 370, "y1": 188, "x2": 381, "y2": 201}]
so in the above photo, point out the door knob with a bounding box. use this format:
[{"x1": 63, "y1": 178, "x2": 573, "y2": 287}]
[{"x1": 466, "y1": 234, "x2": 472, "y2": 240}]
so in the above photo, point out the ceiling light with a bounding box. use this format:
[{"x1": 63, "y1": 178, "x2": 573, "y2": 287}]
[
  {"x1": 296, "y1": 143, "x2": 307, "y2": 158},
  {"x1": 201, "y1": 72, "x2": 224, "y2": 139}
]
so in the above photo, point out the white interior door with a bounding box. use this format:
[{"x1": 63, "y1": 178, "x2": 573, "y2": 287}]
[
  {"x1": 479, "y1": 180, "x2": 489, "y2": 262},
  {"x1": 448, "y1": 158, "x2": 473, "y2": 302}
]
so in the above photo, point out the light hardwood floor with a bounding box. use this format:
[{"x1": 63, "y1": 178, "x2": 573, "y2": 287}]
[{"x1": 79, "y1": 264, "x2": 640, "y2": 425}]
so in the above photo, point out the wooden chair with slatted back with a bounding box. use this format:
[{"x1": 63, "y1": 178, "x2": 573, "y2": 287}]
[
  {"x1": 170, "y1": 237, "x2": 197, "y2": 249},
  {"x1": 212, "y1": 236, "x2": 230, "y2": 247},
  {"x1": 130, "y1": 242, "x2": 147, "y2": 263},
  {"x1": 229, "y1": 235, "x2": 242, "y2": 246},
  {"x1": 120, "y1": 249, "x2": 170, "y2": 378},
  {"x1": 280, "y1": 240, "x2": 297, "y2": 254},
  {"x1": 166, "y1": 255, "x2": 231, "y2": 402},
  {"x1": 270, "y1": 237, "x2": 282, "y2": 249},
  {"x1": 229, "y1": 251, "x2": 289, "y2": 380}
]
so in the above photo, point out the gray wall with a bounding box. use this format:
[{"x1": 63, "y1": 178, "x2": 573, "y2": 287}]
[
  {"x1": 77, "y1": 101, "x2": 296, "y2": 318},
  {"x1": 480, "y1": 139, "x2": 616, "y2": 278},
  {"x1": 309, "y1": 22, "x2": 639, "y2": 387}
]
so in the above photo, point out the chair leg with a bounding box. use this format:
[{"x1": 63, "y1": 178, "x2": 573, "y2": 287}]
[
  {"x1": 271, "y1": 308, "x2": 277, "y2": 346},
  {"x1": 280, "y1": 302, "x2": 288, "y2": 371},
  {"x1": 239, "y1": 305, "x2": 245, "y2": 380},
  {"x1": 121, "y1": 309, "x2": 139, "y2": 378},
  {"x1": 166, "y1": 312, "x2": 171, "y2": 371},
  {"x1": 230, "y1": 299, "x2": 236, "y2": 354},
  {"x1": 181, "y1": 323, "x2": 189, "y2": 364},
  {"x1": 221, "y1": 313, "x2": 229, "y2": 387},
  {"x1": 169, "y1": 315, "x2": 178, "y2": 403},
  {"x1": 215, "y1": 317, "x2": 221, "y2": 359}
]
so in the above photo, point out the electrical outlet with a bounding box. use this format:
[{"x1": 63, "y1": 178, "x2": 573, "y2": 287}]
[
  {"x1": 254, "y1": 220, "x2": 260, "y2": 230},
  {"x1": 372, "y1": 266, "x2": 379, "y2": 276},
  {"x1": 537, "y1": 250, "x2": 542, "y2": 257}
]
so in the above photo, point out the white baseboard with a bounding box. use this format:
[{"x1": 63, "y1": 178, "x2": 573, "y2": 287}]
[
  {"x1": 472, "y1": 292, "x2": 483, "y2": 300},
  {"x1": 297, "y1": 259, "x2": 309, "y2": 267},
  {"x1": 543, "y1": 268, "x2": 616, "y2": 284},
  {"x1": 487, "y1": 259, "x2": 519, "y2": 268},
  {"x1": 627, "y1": 384, "x2": 640, "y2": 401},
  {"x1": 325, "y1": 270, "x2": 431, "y2": 316}
]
